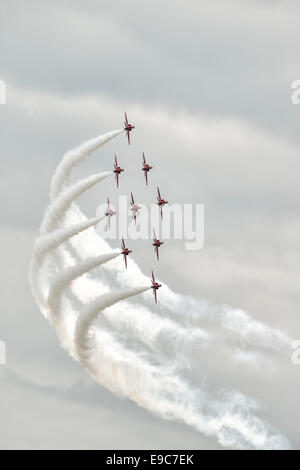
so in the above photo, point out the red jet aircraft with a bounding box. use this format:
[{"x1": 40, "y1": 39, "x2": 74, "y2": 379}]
[
  {"x1": 152, "y1": 229, "x2": 164, "y2": 261},
  {"x1": 113, "y1": 154, "x2": 124, "y2": 188},
  {"x1": 156, "y1": 187, "x2": 168, "y2": 219},
  {"x1": 124, "y1": 112, "x2": 135, "y2": 145},
  {"x1": 142, "y1": 153, "x2": 153, "y2": 186},
  {"x1": 151, "y1": 271, "x2": 162, "y2": 303},
  {"x1": 130, "y1": 192, "x2": 141, "y2": 225},
  {"x1": 105, "y1": 197, "x2": 115, "y2": 229},
  {"x1": 121, "y1": 238, "x2": 132, "y2": 269}
]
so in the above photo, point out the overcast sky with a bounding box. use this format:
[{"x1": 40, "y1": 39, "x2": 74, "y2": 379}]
[{"x1": 0, "y1": 0, "x2": 299, "y2": 449}]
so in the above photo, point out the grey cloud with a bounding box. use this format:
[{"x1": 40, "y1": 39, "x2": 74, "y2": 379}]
[{"x1": 1, "y1": 0, "x2": 300, "y2": 137}]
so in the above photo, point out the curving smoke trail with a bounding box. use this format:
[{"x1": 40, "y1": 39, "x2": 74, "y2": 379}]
[
  {"x1": 48, "y1": 252, "x2": 121, "y2": 318},
  {"x1": 66, "y1": 205, "x2": 293, "y2": 355},
  {"x1": 37, "y1": 215, "x2": 105, "y2": 255},
  {"x1": 156, "y1": 291, "x2": 292, "y2": 353},
  {"x1": 29, "y1": 215, "x2": 106, "y2": 309},
  {"x1": 74, "y1": 297, "x2": 289, "y2": 450},
  {"x1": 75, "y1": 287, "x2": 150, "y2": 367},
  {"x1": 47, "y1": 252, "x2": 121, "y2": 351},
  {"x1": 28, "y1": 128, "x2": 292, "y2": 450},
  {"x1": 50, "y1": 129, "x2": 123, "y2": 200},
  {"x1": 41, "y1": 172, "x2": 112, "y2": 234}
]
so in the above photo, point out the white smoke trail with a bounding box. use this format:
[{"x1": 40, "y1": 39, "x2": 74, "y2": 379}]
[
  {"x1": 29, "y1": 215, "x2": 106, "y2": 309},
  {"x1": 156, "y1": 291, "x2": 292, "y2": 352},
  {"x1": 37, "y1": 215, "x2": 105, "y2": 255},
  {"x1": 74, "y1": 294, "x2": 289, "y2": 450},
  {"x1": 46, "y1": 128, "x2": 291, "y2": 359},
  {"x1": 41, "y1": 172, "x2": 112, "y2": 234},
  {"x1": 48, "y1": 252, "x2": 121, "y2": 316},
  {"x1": 66, "y1": 204, "x2": 293, "y2": 355},
  {"x1": 50, "y1": 129, "x2": 123, "y2": 200},
  {"x1": 65, "y1": 215, "x2": 288, "y2": 448},
  {"x1": 75, "y1": 287, "x2": 150, "y2": 367},
  {"x1": 47, "y1": 253, "x2": 121, "y2": 350},
  {"x1": 60, "y1": 204, "x2": 292, "y2": 449},
  {"x1": 28, "y1": 129, "x2": 292, "y2": 450}
]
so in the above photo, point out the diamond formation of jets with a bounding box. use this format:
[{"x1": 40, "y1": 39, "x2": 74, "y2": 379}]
[{"x1": 109, "y1": 114, "x2": 168, "y2": 301}]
